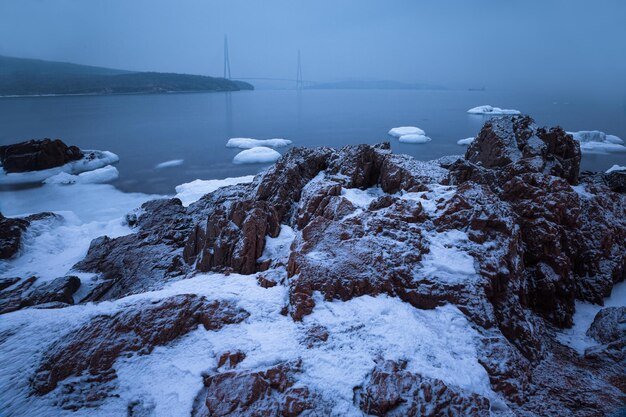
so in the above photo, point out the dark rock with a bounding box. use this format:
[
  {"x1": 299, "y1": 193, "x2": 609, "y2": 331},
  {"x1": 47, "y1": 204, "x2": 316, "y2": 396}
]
[
  {"x1": 217, "y1": 351, "x2": 246, "y2": 369},
  {"x1": 0, "y1": 138, "x2": 82, "y2": 173},
  {"x1": 0, "y1": 275, "x2": 78, "y2": 314},
  {"x1": 31, "y1": 294, "x2": 249, "y2": 399},
  {"x1": 586, "y1": 307, "x2": 626, "y2": 345},
  {"x1": 605, "y1": 169, "x2": 626, "y2": 193},
  {"x1": 354, "y1": 360, "x2": 490, "y2": 417}
]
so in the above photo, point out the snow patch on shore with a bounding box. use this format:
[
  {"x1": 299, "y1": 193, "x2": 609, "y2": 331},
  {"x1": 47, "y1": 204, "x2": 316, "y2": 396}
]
[
  {"x1": 174, "y1": 175, "x2": 255, "y2": 207},
  {"x1": 606, "y1": 164, "x2": 626, "y2": 173},
  {"x1": 43, "y1": 165, "x2": 119, "y2": 185},
  {"x1": 556, "y1": 281, "x2": 626, "y2": 354}
]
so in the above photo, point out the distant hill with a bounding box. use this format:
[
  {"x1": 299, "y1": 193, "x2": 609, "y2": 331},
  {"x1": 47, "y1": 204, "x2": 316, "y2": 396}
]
[
  {"x1": 0, "y1": 55, "x2": 253, "y2": 96},
  {"x1": 306, "y1": 79, "x2": 445, "y2": 90}
]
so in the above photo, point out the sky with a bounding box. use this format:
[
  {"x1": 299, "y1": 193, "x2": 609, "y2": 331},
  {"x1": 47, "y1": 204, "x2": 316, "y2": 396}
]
[{"x1": 0, "y1": 0, "x2": 625, "y2": 91}]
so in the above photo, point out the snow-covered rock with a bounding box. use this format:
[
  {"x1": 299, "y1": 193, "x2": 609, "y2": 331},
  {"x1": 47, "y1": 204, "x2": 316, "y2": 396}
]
[
  {"x1": 467, "y1": 105, "x2": 521, "y2": 115},
  {"x1": 232, "y1": 146, "x2": 282, "y2": 164},
  {"x1": 226, "y1": 138, "x2": 292, "y2": 149},
  {"x1": 567, "y1": 130, "x2": 626, "y2": 154},
  {"x1": 388, "y1": 126, "x2": 426, "y2": 138}
]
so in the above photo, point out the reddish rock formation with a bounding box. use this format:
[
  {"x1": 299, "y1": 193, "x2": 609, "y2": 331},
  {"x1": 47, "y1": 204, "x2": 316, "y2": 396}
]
[
  {"x1": 354, "y1": 360, "x2": 491, "y2": 417},
  {"x1": 31, "y1": 295, "x2": 248, "y2": 403}
]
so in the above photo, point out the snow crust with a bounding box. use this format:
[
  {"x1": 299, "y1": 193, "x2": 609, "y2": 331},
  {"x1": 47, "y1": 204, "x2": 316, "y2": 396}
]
[
  {"x1": 567, "y1": 130, "x2": 626, "y2": 154},
  {"x1": 606, "y1": 164, "x2": 626, "y2": 173},
  {"x1": 226, "y1": 138, "x2": 292, "y2": 149},
  {"x1": 174, "y1": 175, "x2": 255, "y2": 207},
  {"x1": 43, "y1": 165, "x2": 119, "y2": 185},
  {"x1": 0, "y1": 272, "x2": 501, "y2": 416},
  {"x1": 457, "y1": 137, "x2": 475, "y2": 146},
  {"x1": 0, "y1": 183, "x2": 160, "y2": 284},
  {"x1": 556, "y1": 281, "x2": 626, "y2": 354},
  {"x1": 398, "y1": 133, "x2": 432, "y2": 144},
  {"x1": 341, "y1": 187, "x2": 385, "y2": 208},
  {"x1": 232, "y1": 147, "x2": 282, "y2": 164},
  {"x1": 421, "y1": 229, "x2": 477, "y2": 282},
  {"x1": 259, "y1": 225, "x2": 296, "y2": 264},
  {"x1": 388, "y1": 126, "x2": 425, "y2": 138},
  {"x1": 155, "y1": 159, "x2": 184, "y2": 169},
  {"x1": 467, "y1": 105, "x2": 521, "y2": 115},
  {"x1": 0, "y1": 150, "x2": 119, "y2": 185}
]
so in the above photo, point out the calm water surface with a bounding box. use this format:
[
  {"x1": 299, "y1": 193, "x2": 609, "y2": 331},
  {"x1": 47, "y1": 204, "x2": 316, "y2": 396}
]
[{"x1": 1, "y1": 89, "x2": 625, "y2": 194}]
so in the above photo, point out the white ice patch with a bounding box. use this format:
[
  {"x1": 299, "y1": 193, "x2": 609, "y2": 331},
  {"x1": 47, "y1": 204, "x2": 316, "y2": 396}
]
[
  {"x1": 154, "y1": 159, "x2": 184, "y2": 169},
  {"x1": 556, "y1": 281, "x2": 626, "y2": 354},
  {"x1": 259, "y1": 225, "x2": 296, "y2": 264},
  {"x1": 457, "y1": 137, "x2": 475, "y2": 146},
  {"x1": 43, "y1": 165, "x2": 119, "y2": 185},
  {"x1": 467, "y1": 105, "x2": 521, "y2": 115},
  {"x1": 341, "y1": 187, "x2": 384, "y2": 208},
  {"x1": 0, "y1": 273, "x2": 499, "y2": 416},
  {"x1": 226, "y1": 138, "x2": 292, "y2": 149},
  {"x1": 571, "y1": 184, "x2": 594, "y2": 199},
  {"x1": 398, "y1": 134, "x2": 432, "y2": 144},
  {"x1": 421, "y1": 229, "x2": 477, "y2": 283},
  {"x1": 0, "y1": 150, "x2": 119, "y2": 185},
  {"x1": 400, "y1": 184, "x2": 457, "y2": 215},
  {"x1": 232, "y1": 146, "x2": 282, "y2": 164},
  {"x1": 388, "y1": 126, "x2": 426, "y2": 138},
  {"x1": 0, "y1": 183, "x2": 161, "y2": 283},
  {"x1": 174, "y1": 175, "x2": 255, "y2": 207},
  {"x1": 606, "y1": 164, "x2": 626, "y2": 173},
  {"x1": 567, "y1": 130, "x2": 626, "y2": 154}
]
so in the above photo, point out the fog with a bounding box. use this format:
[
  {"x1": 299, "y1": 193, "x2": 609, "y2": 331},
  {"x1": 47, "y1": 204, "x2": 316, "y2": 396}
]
[{"x1": 1, "y1": 0, "x2": 625, "y2": 92}]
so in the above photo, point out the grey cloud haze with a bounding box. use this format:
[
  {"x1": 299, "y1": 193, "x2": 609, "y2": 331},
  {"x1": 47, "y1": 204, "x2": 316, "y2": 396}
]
[{"x1": 1, "y1": 0, "x2": 625, "y2": 91}]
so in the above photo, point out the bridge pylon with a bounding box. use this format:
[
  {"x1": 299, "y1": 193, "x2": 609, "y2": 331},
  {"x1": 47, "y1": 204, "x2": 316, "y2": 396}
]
[{"x1": 223, "y1": 35, "x2": 232, "y2": 79}]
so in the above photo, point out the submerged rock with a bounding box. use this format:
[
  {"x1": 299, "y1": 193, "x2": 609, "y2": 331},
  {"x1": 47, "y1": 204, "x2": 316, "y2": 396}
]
[{"x1": 0, "y1": 138, "x2": 82, "y2": 173}]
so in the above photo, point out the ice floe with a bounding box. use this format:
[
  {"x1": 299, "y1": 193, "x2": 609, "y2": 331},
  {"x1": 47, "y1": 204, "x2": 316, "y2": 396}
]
[
  {"x1": 155, "y1": 159, "x2": 184, "y2": 169},
  {"x1": 457, "y1": 137, "x2": 475, "y2": 146},
  {"x1": 0, "y1": 150, "x2": 119, "y2": 185},
  {"x1": 226, "y1": 138, "x2": 292, "y2": 149},
  {"x1": 467, "y1": 105, "x2": 521, "y2": 115},
  {"x1": 399, "y1": 134, "x2": 432, "y2": 144},
  {"x1": 174, "y1": 175, "x2": 255, "y2": 207},
  {"x1": 232, "y1": 146, "x2": 282, "y2": 164},
  {"x1": 388, "y1": 126, "x2": 426, "y2": 138},
  {"x1": 606, "y1": 164, "x2": 626, "y2": 173},
  {"x1": 43, "y1": 165, "x2": 119, "y2": 185},
  {"x1": 567, "y1": 130, "x2": 626, "y2": 154}
]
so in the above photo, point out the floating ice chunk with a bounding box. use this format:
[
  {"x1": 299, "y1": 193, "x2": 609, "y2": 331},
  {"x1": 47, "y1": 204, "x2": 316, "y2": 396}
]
[
  {"x1": 567, "y1": 130, "x2": 626, "y2": 154},
  {"x1": 399, "y1": 134, "x2": 432, "y2": 144},
  {"x1": 457, "y1": 137, "x2": 475, "y2": 146},
  {"x1": 0, "y1": 150, "x2": 119, "y2": 185},
  {"x1": 606, "y1": 164, "x2": 626, "y2": 173},
  {"x1": 388, "y1": 126, "x2": 426, "y2": 138},
  {"x1": 174, "y1": 175, "x2": 255, "y2": 207},
  {"x1": 155, "y1": 159, "x2": 184, "y2": 169},
  {"x1": 226, "y1": 138, "x2": 292, "y2": 149},
  {"x1": 232, "y1": 146, "x2": 282, "y2": 165},
  {"x1": 467, "y1": 105, "x2": 521, "y2": 115},
  {"x1": 44, "y1": 165, "x2": 119, "y2": 185}
]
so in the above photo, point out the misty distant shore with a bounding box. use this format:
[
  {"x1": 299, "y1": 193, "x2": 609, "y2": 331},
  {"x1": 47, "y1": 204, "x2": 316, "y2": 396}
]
[{"x1": 0, "y1": 56, "x2": 253, "y2": 97}]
